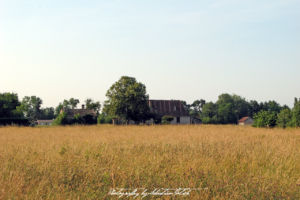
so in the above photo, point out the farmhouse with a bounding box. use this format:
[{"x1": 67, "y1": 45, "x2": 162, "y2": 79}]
[
  {"x1": 36, "y1": 119, "x2": 53, "y2": 125},
  {"x1": 238, "y1": 117, "x2": 254, "y2": 125},
  {"x1": 60, "y1": 104, "x2": 97, "y2": 122},
  {"x1": 148, "y1": 100, "x2": 190, "y2": 124}
]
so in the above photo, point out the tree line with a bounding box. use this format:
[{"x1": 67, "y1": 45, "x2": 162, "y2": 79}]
[
  {"x1": 0, "y1": 93, "x2": 101, "y2": 125},
  {"x1": 1, "y1": 76, "x2": 299, "y2": 127},
  {"x1": 181, "y1": 93, "x2": 299, "y2": 127}
]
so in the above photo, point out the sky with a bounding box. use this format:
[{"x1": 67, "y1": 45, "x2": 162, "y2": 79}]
[{"x1": 0, "y1": 0, "x2": 299, "y2": 109}]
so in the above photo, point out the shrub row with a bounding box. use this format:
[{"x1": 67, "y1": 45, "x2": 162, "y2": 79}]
[{"x1": 0, "y1": 118, "x2": 30, "y2": 126}]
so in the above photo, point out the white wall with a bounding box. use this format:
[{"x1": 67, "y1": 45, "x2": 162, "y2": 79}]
[
  {"x1": 180, "y1": 116, "x2": 190, "y2": 124},
  {"x1": 170, "y1": 116, "x2": 190, "y2": 124},
  {"x1": 145, "y1": 116, "x2": 191, "y2": 125}
]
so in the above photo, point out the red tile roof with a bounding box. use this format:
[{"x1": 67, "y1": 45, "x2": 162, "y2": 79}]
[
  {"x1": 148, "y1": 100, "x2": 190, "y2": 117},
  {"x1": 238, "y1": 117, "x2": 250, "y2": 122}
]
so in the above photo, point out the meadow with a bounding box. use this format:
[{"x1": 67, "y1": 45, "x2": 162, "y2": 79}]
[{"x1": 0, "y1": 125, "x2": 300, "y2": 199}]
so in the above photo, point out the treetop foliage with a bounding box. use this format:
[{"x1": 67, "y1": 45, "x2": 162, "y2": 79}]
[{"x1": 103, "y1": 76, "x2": 151, "y2": 123}]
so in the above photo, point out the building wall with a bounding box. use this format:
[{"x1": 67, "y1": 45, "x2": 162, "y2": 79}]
[
  {"x1": 245, "y1": 118, "x2": 254, "y2": 125},
  {"x1": 169, "y1": 116, "x2": 190, "y2": 124},
  {"x1": 38, "y1": 122, "x2": 53, "y2": 125},
  {"x1": 180, "y1": 116, "x2": 190, "y2": 124},
  {"x1": 239, "y1": 118, "x2": 254, "y2": 125}
]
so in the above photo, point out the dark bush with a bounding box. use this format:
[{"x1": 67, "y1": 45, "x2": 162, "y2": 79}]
[
  {"x1": 0, "y1": 118, "x2": 30, "y2": 126},
  {"x1": 162, "y1": 116, "x2": 174, "y2": 124},
  {"x1": 83, "y1": 114, "x2": 96, "y2": 125}
]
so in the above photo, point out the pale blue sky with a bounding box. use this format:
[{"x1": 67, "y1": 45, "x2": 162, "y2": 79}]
[{"x1": 1, "y1": 0, "x2": 299, "y2": 108}]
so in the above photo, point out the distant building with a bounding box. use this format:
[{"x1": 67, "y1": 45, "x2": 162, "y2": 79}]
[
  {"x1": 148, "y1": 100, "x2": 190, "y2": 124},
  {"x1": 238, "y1": 117, "x2": 254, "y2": 125},
  {"x1": 60, "y1": 104, "x2": 97, "y2": 122},
  {"x1": 191, "y1": 116, "x2": 202, "y2": 124},
  {"x1": 36, "y1": 119, "x2": 53, "y2": 126}
]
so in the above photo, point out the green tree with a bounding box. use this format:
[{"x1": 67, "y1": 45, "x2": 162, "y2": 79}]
[
  {"x1": 85, "y1": 98, "x2": 101, "y2": 113},
  {"x1": 55, "y1": 103, "x2": 64, "y2": 116},
  {"x1": 249, "y1": 100, "x2": 261, "y2": 117},
  {"x1": 69, "y1": 98, "x2": 80, "y2": 109},
  {"x1": 216, "y1": 93, "x2": 234, "y2": 105},
  {"x1": 52, "y1": 111, "x2": 67, "y2": 126},
  {"x1": 268, "y1": 100, "x2": 282, "y2": 113},
  {"x1": 16, "y1": 96, "x2": 43, "y2": 121},
  {"x1": 289, "y1": 98, "x2": 300, "y2": 127},
  {"x1": 40, "y1": 107, "x2": 55, "y2": 119},
  {"x1": 217, "y1": 103, "x2": 236, "y2": 124},
  {"x1": 277, "y1": 108, "x2": 292, "y2": 128},
  {"x1": 202, "y1": 102, "x2": 217, "y2": 119},
  {"x1": 97, "y1": 113, "x2": 115, "y2": 124},
  {"x1": 231, "y1": 94, "x2": 249, "y2": 123},
  {"x1": 252, "y1": 110, "x2": 277, "y2": 128},
  {"x1": 216, "y1": 94, "x2": 235, "y2": 124},
  {"x1": 294, "y1": 98, "x2": 299, "y2": 108},
  {"x1": 103, "y1": 76, "x2": 151, "y2": 124},
  {"x1": 0, "y1": 92, "x2": 22, "y2": 118},
  {"x1": 55, "y1": 98, "x2": 80, "y2": 116},
  {"x1": 216, "y1": 94, "x2": 249, "y2": 124},
  {"x1": 191, "y1": 99, "x2": 206, "y2": 113}
]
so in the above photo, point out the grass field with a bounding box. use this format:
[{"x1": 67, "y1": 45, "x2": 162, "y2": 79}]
[{"x1": 0, "y1": 125, "x2": 300, "y2": 199}]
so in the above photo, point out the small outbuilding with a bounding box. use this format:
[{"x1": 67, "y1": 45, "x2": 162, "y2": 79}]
[
  {"x1": 238, "y1": 117, "x2": 254, "y2": 125},
  {"x1": 36, "y1": 119, "x2": 54, "y2": 126}
]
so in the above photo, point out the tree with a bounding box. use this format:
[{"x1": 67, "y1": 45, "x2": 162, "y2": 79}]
[
  {"x1": 290, "y1": 98, "x2": 300, "y2": 127},
  {"x1": 85, "y1": 98, "x2": 101, "y2": 113},
  {"x1": 191, "y1": 99, "x2": 206, "y2": 113},
  {"x1": 216, "y1": 94, "x2": 235, "y2": 124},
  {"x1": 231, "y1": 94, "x2": 249, "y2": 123},
  {"x1": 55, "y1": 103, "x2": 64, "y2": 116},
  {"x1": 277, "y1": 108, "x2": 292, "y2": 128},
  {"x1": 55, "y1": 98, "x2": 80, "y2": 115},
  {"x1": 268, "y1": 100, "x2": 282, "y2": 113},
  {"x1": 249, "y1": 100, "x2": 261, "y2": 117},
  {"x1": 0, "y1": 92, "x2": 22, "y2": 118},
  {"x1": 97, "y1": 114, "x2": 114, "y2": 124},
  {"x1": 103, "y1": 76, "x2": 151, "y2": 124},
  {"x1": 190, "y1": 99, "x2": 206, "y2": 116},
  {"x1": 216, "y1": 94, "x2": 249, "y2": 124},
  {"x1": 216, "y1": 93, "x2": 234, "y2": 105},
  {"x1": 62, "y1": 99, "x2": 70, "y2": 108},
  {"x1": 252, "y1": 110, "x2": 277, "y2": 128},
  {"x1": 202, "y1": 102, "x2": 217, "y2": 119},
  {"x1": 217, "y1": 103, "x2": 236, "y2": 124},
  {"x1": 52, "y1": 111, "x2": 67, "y2": 126},
  {"x1": 294, "y1": 98, "x2": 299, "y2": 108},
  {"x1": 281, "y1": 104, "x2": 290, "y2": 110},
  {"x1": 16, "y1": 96, "x2": 43, "y2": 121},
  {"x1": 69, "y1": 98, "x2": 80, "y2": 109},
  {"x1": 181, "y1": 101, "x2": 191, "y2": 113},
  {"x1": 40, "y1": 107, "x2": 55, "y2": 119}
]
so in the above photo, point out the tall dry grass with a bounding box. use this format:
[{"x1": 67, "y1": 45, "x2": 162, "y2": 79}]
[{"x1": 0, "y1": 125, "x2": 300, "y2": 199}]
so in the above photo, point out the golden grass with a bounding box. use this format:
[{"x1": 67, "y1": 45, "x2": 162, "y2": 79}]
[{"x1": 0, "y1": 125, "x2": 300, "y2": 199}]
